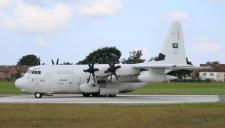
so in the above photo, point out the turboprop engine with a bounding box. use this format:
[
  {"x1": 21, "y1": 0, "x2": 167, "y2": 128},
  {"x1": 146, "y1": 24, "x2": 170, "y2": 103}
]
[
  {"x1": 107, "y1": 75, "x2": 118, "y2": 82},
  {"x1": 80, "y1": 81, "x2": 99, "y2": 94},
  {"x1": 138, "y1": 71, "x2": 177, "y2": 83}
]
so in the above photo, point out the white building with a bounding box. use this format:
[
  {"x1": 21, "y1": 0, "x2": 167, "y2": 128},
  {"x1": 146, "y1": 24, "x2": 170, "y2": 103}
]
[
  {"x1": 199, "y1": 64, "x2": 225, "y2": 82},
  {"x1": 200, "y1": 72, "x2": 225, "y2": 82}
]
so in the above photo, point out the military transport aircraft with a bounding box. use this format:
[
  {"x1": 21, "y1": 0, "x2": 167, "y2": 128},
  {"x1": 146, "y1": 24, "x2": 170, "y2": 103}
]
[{"x1": 15, "y1": 21, "x2": 194, "y2": 98}]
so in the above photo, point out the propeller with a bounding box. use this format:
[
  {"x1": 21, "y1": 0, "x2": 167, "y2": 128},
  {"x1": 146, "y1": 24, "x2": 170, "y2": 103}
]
[
  {"x1": 83, "y1": 62, "x2": 99, "y2": 83},
  {"x1": 104, "y1": 61, "x2": 121, "y2": 82},
  {"x1": 52, "y1": 58, "x2": 59, "y2": 65}
]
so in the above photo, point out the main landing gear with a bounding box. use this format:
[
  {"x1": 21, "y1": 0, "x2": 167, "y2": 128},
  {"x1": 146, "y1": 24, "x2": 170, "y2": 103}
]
[
  {"x1": 82, "y1": 93, "x2": 116, "y2": 98},
  {"x1": 83, "y1": 93, "x2": 91, "y2": 97}
]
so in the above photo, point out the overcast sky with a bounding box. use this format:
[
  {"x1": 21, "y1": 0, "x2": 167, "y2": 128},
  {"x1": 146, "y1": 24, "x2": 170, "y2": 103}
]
[{"x1": 0, "y1": 0, "x2": 224, "y2": 65}]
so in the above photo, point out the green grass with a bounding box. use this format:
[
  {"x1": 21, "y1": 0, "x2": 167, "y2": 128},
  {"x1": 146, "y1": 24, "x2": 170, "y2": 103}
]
[
  {"x1": 0, "y1": 103, "x2": 225, "y2": 128},
  {"x1": 0, "y1": 81, "x2": 22, "y2": 94},
  {"x1": 1, "y1": 81, "x2": 225, "y2": 95},
  {"x1": 130, "y1": 82, "x2": 225, "y2": 95}
]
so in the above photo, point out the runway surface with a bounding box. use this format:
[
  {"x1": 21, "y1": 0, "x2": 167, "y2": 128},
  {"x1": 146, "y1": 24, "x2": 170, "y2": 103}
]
[{"x1": 0, "y1": 94, "x2": 221, "y2": 104}]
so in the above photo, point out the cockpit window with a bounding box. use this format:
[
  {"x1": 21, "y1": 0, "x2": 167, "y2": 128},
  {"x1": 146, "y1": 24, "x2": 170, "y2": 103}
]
[
  {"x1": 32, "y1": 70, "x2": 41, "y2": 75},
  {"x1": 28, "y1": 67, "x2": 41, "y2": 75}
]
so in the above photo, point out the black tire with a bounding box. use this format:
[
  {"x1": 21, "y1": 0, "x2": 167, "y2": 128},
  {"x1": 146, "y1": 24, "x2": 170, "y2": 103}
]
[
  {"x1": 92, "y1": 93, "x2": 100, "y2": 97},
  {"x1": 100, "y1": 95, "x2": 107, "y2": 97},
  {"x1": 34, "y1": 92, "x2": 43, "y2": 98},
  {"x1": 83, "y1": 93, "x2": 91, "y2": 97},
  {"x1": 108, "y1": 94, "x2": 116, "y2": 97}
]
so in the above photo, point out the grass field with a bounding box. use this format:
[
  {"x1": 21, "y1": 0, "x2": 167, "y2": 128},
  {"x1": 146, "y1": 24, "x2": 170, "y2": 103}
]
[
  {"x1": 1, "y1": 81, "x2": 225, "y2": 95},
  {"x1": 0, "y1": 81, "x2": 22, "y2": 94},
  {"x1": 0, "y1": 103, "x2": 224, "y2": 128}
]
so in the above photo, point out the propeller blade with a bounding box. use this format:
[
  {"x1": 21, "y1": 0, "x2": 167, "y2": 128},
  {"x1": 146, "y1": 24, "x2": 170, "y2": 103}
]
[
  {"x1": 110, "y1": 75, "x2": 112, "y2": 82},
  {"x1": 114, "y1": 73, "x2": 119, "y2": 80},
  {"x1": 56, "y1": 58, "x2": 59, "y2": 65},
  {"x1": 87, "y1": 74, "x2": 91, "y2": 83},
  {"x1": 92, "y1": 73, "x2": 96, "y2": 83},
  {"x1": 51, "y1": 59, "x2": 55, "y2": 65},
  {"x1": 105, "y1": 62, "x2": 121, "y2": 82},
  {"x1": 116, "y1": 65, "x2": 121, "y2": 69},
  {"x1": 83, "y1": 62, "x2": 99, "y2": 83}
]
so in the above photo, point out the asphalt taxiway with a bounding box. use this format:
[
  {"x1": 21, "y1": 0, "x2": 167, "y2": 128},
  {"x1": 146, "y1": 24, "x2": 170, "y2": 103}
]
[{"x1": 0, "y1": 94, "x2": 223, "y2": 104}]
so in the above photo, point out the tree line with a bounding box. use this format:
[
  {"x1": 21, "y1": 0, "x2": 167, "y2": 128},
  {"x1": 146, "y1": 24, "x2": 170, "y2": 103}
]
[{"x1": 17, "y1": 47, "x2": 145, "y2": 66}]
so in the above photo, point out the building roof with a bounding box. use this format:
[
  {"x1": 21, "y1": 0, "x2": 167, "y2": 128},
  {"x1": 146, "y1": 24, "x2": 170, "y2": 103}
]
[
  {"x1": 0, "y1": 65, "x2": 29, "y2": 73},
  {"x1": 200, "y1": 64, "x2": 225, "y2": 72},
  {"x1": 0, "y1": 66, "x2": 9, "y2": 73}
]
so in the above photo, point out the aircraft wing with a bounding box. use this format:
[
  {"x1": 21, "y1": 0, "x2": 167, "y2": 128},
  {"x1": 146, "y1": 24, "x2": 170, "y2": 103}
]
[{"x1": 133, "y1": 64, "x2": 209, "y2": 70}]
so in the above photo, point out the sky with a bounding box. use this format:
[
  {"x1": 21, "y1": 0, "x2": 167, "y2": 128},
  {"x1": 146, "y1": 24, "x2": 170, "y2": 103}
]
[{"x1": 0, "y1": 0, "x2": 224, "y2": 65}]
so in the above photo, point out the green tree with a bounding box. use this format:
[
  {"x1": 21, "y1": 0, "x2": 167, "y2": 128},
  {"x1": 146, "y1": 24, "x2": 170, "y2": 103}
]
[
  {"x1": 17, "y1": 54, "x2": 41, "y2": 66},
  {"x1": 122, "y1": 50, "x2": 145, "y2": 64},
  {"x1": 168, "y1": 58, "x2": 193, "y2": 81},
  {"x1": 168, "y1": 70, "x2": 192, "y2": 81},
  {"x1": 206, "y1": 61, "x2": 220, "y2": 64},
  {"x1": 77, "y1": 47, "x2": 122, "y2": 64},
  {"x1": 212, "y1": 61, "x2": 220, "y2": 64}
]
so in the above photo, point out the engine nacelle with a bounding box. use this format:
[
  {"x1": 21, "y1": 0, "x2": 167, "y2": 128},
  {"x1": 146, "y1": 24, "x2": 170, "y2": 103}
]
[
  {"x1": 80, "y1": 81, "x2": 99, "y2": 93},
  {"x1": 138, "y1": 71, "x2": 177, "y2": 83},
  {"x1": 107, "y1": 75, "x2": 118, "y2": 82}
]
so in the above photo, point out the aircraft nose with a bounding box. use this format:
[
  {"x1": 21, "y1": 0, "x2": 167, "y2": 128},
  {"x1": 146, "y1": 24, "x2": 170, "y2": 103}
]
[{"x1": 15, "y1": 78, "x2": 25, "y2": 89}]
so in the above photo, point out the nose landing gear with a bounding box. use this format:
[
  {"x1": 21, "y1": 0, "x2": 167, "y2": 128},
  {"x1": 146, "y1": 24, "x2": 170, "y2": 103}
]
[{"x1": 34, "y1": 92, "x2": 43, "y2": 98}]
